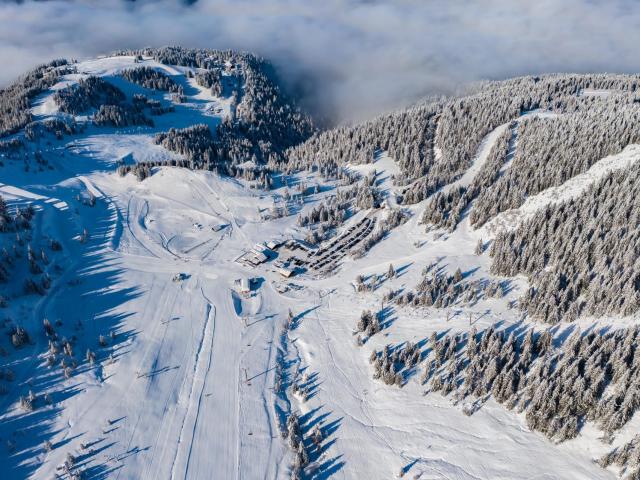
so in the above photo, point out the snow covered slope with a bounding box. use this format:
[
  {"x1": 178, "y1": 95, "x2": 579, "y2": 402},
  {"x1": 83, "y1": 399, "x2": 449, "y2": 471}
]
[{"x1": 1, "y1": 56, "x2": 639, "y2": 480}]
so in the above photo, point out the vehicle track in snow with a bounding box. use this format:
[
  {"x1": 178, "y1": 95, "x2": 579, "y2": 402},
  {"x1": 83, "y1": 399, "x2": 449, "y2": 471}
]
[
  {"x1": 112, "y1": 279, "x2": 177, "y2": 480},
  {"x1": 125, "y1": 195, "x2": 186, "y2": 260},
  {"x1": 314, "y1": 291, "x2": 419, "y2": 470},
  {"x1": 125, "y1": 196, "x2": 162, "y2": 259}
]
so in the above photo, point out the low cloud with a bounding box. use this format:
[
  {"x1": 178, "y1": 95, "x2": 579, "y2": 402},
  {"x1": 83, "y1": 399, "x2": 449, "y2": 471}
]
[{"x1": 2, "y1": 0, "x2": 640, "y2": 122}]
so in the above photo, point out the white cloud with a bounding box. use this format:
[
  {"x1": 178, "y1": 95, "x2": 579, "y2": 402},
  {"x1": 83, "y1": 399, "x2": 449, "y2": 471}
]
[{"x1": 2, "y1": 0, "x2": 640, "y2": 122}]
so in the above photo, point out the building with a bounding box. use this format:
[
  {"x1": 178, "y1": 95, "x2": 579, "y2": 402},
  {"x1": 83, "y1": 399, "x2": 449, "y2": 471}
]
[
  {"x1": 235, "y1": 277, "x2": 251, "y2": 294},
  {"x1": 250, "y1": 243, "x2": 273, "y2": 263},
  {"x1": 236, "y1": 244, "x2": 271, "y2": 267},
  {"x1": 277, "y1": 267, "x2": 295, "y2": 278},
  {"x1": 252, "y1": 251, "x2": 268, "y2": 264},
  {"x1": 266, "y1": 240, "x2": 280, "y2": 250}
]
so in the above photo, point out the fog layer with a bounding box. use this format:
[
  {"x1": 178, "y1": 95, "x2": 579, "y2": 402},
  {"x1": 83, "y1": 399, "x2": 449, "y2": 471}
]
[{"x1": 1, "y1": 0, "x2": 639, "y2": 122}]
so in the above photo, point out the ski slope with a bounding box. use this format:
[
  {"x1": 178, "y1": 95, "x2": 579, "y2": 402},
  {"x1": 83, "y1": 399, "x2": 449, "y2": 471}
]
[
  {"x1": 481, "y1": 143, "x2": 640, "y2": 235},
  {"x1": 0, "y1": 56, "x2": 636, "y2": 480}
]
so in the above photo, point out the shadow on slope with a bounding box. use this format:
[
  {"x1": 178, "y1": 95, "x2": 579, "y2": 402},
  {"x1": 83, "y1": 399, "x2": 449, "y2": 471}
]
[{"x1": 0, "y1": 182, "x2": 142, "y2": 479}]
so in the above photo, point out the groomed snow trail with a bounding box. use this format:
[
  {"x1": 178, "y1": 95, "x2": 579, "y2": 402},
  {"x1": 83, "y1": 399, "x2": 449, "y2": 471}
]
[{"x1": 170, "y1": 293, "x2": 217, "y2": 480}]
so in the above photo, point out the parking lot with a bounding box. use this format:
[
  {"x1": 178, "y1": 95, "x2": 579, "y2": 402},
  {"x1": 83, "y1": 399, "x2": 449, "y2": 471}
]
[{"x1": 306, "y1": 215, "x2": 376, "y2": 272}]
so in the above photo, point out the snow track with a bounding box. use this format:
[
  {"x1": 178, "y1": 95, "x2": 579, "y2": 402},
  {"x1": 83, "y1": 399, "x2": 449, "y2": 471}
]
[
  {"x1": 77, "y1": 175, "x2": 123, "y2": 250},
  {"x1": 0, "y1": 55, "x2": 287, "y2": 480},
  {"x1": 446, "y1": 122, "x2": 511, "y2": 193},
  {"x1": 124, "y1": 196, "x2": 161, "y2": 258},
  {"x1": 170, "y1": 291, "x2": 217, "y2": 480}
]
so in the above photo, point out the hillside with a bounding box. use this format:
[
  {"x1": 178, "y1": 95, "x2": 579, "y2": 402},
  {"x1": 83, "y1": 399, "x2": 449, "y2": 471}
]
[{"x1": 0, "y1": 50, "x2": 639, "y2": 480}]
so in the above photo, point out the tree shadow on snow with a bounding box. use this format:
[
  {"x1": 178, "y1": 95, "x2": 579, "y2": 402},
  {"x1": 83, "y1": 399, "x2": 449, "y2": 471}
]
[
  {"x1": 0, "y1": 186, "x2": 143, "y2": 479},
  {"x1": 298, "y1": 406, "x2": 345, "y2": 480}
]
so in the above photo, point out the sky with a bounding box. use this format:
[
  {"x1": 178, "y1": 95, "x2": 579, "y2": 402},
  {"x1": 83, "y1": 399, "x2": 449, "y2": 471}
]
[{"x1": 1, "y1": 0, "x2": 640, "y2": 123}]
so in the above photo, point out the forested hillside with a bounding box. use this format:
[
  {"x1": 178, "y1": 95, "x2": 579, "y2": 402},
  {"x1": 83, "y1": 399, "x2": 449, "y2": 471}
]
[{"x1": 284, "y1": 72, "x2": 640, "y2": 325}]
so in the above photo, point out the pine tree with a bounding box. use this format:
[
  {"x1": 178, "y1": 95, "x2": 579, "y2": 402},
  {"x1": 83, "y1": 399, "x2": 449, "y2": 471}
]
[
  {"x1": 453, "y1": 268, "x2": 463, "y2": 283},
  {"x1": 387, "y1": 263, "x2": 396, "y2": 279}
]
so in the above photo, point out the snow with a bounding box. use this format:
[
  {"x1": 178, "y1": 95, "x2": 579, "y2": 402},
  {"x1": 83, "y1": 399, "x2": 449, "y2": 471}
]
[
  {"x1": 30, "y1": 54, "x2": 234, "y2": 134},
  {"x1": 75, "y1": 55, "x2": 178, "y2": 79},
  {"x1": 346, "y1": 151, "x2": 401, "y2": 207},
  {"x1": 68, "y1": 134, "x2": 183, "y2": 166},
  {"x1": 481, "y1": 143, "x2": 640, "y2": 235},
  {"x1": 446, "y1": 121, "x2": 511, "y2": 192},
  {"x1": 0, "y1": 57, "x2": 631, "y2": 480},
  {"x1": 579, "y1": 89, "x2": 613, "y2": 98},
  {"x1": 278, "y1": 208, "x2": 615, "y2": 480}
]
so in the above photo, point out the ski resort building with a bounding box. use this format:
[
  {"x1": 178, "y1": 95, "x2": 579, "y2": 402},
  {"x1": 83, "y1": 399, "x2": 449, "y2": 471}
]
[
  {"x1": 235, "y1": 277, "x2": 251, "y2": 294},
  {"x1": 277, "y1": 267, "x2": 295, "y2": 278},
  {"x1": 236, "y1": 242, "x2": 275, "y2": 267}
]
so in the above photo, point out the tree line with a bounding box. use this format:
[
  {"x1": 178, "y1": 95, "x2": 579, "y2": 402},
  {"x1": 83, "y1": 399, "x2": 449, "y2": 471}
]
[{"x1": 373, "y1": 324, "x2": 640, "y2": 445}]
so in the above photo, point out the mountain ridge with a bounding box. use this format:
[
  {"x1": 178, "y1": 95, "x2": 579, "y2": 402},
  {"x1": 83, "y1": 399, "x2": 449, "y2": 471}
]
[{"x1": 0, "y1": 48, "x2": 638, "y2": 479}]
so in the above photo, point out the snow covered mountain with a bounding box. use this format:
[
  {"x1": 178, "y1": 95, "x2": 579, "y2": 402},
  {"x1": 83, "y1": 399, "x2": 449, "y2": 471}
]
[{"x1": 0, "y1": 48, "x2": 639, "y2": 480}]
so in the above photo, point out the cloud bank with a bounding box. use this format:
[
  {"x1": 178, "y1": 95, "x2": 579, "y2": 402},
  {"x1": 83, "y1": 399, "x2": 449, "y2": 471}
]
[{"x1": 2, "y1": 0, "x2": 640, "y2": 122}]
